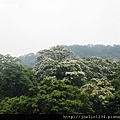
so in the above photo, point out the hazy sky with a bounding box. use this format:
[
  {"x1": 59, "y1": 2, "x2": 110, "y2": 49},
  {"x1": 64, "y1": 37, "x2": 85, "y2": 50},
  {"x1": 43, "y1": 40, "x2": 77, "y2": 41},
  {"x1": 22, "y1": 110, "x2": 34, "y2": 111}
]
[{"x1": 0, "y1": 0, "x2": 120, "y2": 56}]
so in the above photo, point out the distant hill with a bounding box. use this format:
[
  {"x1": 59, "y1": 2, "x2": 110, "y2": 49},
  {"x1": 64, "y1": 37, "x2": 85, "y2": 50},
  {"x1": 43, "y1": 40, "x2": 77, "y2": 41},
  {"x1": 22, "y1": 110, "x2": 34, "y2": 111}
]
[
  {"x1": 18, "y1": 44, "x2": 120, "y2": 66},
  {"x1": 66, "y1": 44, "x2": 120, "y2": 59},
  {"x1": 0, "y1": 54, "x2": 4, "y2": 59},
  {"x1": 18, "y1": 53, "x2": 37, "y2": 67}
]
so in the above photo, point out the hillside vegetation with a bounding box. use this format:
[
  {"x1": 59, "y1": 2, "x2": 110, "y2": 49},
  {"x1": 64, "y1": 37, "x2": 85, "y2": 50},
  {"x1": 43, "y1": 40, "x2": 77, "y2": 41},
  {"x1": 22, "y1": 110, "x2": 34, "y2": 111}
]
[
  {"x1": 67, "y1": 44, "x2": 120, "y2": 58},
  {"x1": 0, "y1": 45, "x2": 120, "y2": 114},
  {"x1": 18, "y1": 44, "x2": 120, "y2": 67}
]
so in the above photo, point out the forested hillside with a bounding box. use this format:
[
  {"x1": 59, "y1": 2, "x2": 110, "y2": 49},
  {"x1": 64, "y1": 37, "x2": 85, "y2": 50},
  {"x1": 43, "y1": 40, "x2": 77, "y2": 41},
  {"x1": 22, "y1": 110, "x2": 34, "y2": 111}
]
[
  {"x1": 66, "y1": 44, "x2": 120, "y2": 59},
  {"x1": 0, "y1": 45, "x2": 120, "y2": 114},
  {"x1": 18, "y1": 44, "x2": 120, "y2": 67},
  {"x1": 19, "y1": 53, "x2": 37, "y2": 67}
]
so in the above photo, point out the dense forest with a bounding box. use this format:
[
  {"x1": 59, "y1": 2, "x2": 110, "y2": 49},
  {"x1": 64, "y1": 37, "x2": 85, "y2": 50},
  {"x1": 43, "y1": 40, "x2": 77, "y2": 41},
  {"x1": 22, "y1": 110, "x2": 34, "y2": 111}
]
[
  {"x1": 17, "y1": 44, "x2": 120, "y2": 67},
  {"x1": 0, "y1": 45, "x2": 120, "y2": 114}
]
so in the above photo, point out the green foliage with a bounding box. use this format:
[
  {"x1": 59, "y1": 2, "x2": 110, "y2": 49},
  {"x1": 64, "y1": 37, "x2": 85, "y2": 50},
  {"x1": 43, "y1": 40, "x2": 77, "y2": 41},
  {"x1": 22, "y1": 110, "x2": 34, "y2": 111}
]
[
  {"x1": 0, "y1": 56, "x2": 37, "y2": 100},
  {"x1": 34, "y1": 78, "x2": 94, "y2": 114},
  {"x1": 19, "y1": 53, "x2": 37, "y2": 67},
  {"x1": 17, "y1": 44, "x2": 120, "y2": 67},
  {"x1": 56, "y1": 58, "x2": 86, "y2": 86},
  {"x1": 104, "y1": 66, "x2": 120, "y2": 114},
  {"x1": 80, "y1": 78, "x2": 115, "y2": 114},
  {"x1": 0, "y1": 96, "x2": 38, "y2": 114},
  {"x1": 34, "y1": 45, "x2": 74, "y2": 81},
  {"x1": 37, "y1": 45, "x2": 74, "y2": 62},
  {"x1": 0, "y1": 78, "x2": 94, "y2": 114},
  {"x1": 34, "y1": 46, "x2": 117, "y2": 88},
  {"x1": 0, "y1": 45, "x2": 120, "y2": 114},
  {"x1": 105, "y1": 90, "x2": 120, "y2": 114},
  {"x1": 34, "y1": 46, "x2": 86, "y2": 87},
  {"x1": 111, "y1": 66, "x2": 120, "y2": 90},
  {"x1": 82, "y1": 57, "x2": 118, "y2": 80},
  {"x1": 34, "y1": 57, "x2": 58, "y2": 80},
  {"x1": 66, "y1": 44, "x2": 120, "y2": 59}
]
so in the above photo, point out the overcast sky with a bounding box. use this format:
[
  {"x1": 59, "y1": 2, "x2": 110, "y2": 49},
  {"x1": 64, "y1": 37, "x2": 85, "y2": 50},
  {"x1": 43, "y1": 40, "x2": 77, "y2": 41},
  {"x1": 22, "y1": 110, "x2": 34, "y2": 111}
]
[{"x1": 0, "y1": 0, "x2": 120, "y2": 56}]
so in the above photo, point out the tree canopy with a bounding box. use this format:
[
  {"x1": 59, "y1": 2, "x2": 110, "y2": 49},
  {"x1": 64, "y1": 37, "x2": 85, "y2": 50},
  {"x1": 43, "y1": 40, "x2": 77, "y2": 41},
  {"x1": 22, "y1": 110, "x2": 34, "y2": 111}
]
[
  {"x1": 0, "y1": 78, "x2": 94, "y2": 114},
  {"x1": 0, "y1": 45, "x2": 120, "y2": 115},
  {"x1": 0, "y1": 56, "x2": 37, "y2": 100}
]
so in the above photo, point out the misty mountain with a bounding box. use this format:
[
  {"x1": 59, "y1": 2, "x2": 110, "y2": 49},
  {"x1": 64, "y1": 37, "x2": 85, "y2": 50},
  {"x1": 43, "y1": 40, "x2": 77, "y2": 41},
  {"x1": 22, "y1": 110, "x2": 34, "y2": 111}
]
[
  {"x1": 66, "y1": 44, "x2": 120, "y2": 59},
  {"x1": 18, "y1": 53, "x2": 37, "y2": 67},
  {"x1": 0, "y1": 54, "x2": 4, "y2": 59}
]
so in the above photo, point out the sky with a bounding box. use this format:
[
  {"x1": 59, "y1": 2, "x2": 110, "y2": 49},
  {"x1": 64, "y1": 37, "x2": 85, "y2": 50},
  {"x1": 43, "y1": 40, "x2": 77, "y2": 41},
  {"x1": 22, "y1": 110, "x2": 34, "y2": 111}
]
[{"x1": 0, "y1": 0, "x2": 120, "y2": 57}]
